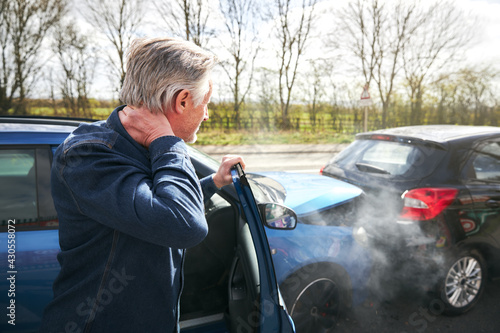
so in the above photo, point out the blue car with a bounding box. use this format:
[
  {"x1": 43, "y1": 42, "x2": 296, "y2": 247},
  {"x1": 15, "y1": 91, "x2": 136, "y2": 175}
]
[
  {"x1": 246, "y1": 172, "x2": 371, "y2": 332},
  {"x1": 0, "y1": 117, "x2": 371, "y2": 333}
]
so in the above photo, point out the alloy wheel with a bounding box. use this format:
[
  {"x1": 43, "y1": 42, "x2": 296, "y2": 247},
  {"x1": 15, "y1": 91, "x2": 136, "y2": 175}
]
[{"x1": 444, "y1": 256, "x2": 482, "y2": 308}]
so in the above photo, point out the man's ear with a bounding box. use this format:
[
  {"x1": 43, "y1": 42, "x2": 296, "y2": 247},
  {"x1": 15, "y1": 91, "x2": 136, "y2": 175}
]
[{"x1": 174, "y1": 89, "x2": 190, "y2": 114}]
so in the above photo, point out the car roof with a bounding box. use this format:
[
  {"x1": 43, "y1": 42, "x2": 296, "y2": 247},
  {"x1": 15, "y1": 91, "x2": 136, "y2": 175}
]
[
  {"x1": 360, "y1": 125, "x2": 500, "y2": 144},
  {"x1": 0, "y1": 116, "x2": 90, "y2": 130},
  {"x1": 0, "y1": 117, "x2": 91, "y2": 145}
]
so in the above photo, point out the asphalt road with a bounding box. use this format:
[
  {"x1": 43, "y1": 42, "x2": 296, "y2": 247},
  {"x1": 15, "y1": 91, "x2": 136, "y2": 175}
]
[
  {"x1": 194, "y1": 143, "x2": 348, "y2": 174},
  {"x1": 195, "y1": 143, "x2": 500, "y2": 333},
  {"x1": 335, "y1": 278, "x2": 500, "y2": 333}
]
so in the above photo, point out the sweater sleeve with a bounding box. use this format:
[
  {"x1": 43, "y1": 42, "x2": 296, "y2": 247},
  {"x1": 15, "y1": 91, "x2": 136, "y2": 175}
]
[
  {"x1": 200, "y1": 174, "x2": 220, "y2": 204},
  {"x1": 56, "y1": 136, "x2": 208, "y2": 249}
]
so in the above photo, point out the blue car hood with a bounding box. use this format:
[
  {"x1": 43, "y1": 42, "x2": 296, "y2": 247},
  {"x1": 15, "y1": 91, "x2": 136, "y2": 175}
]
[{"x1": 253, "y1": 172, "x2": 363, "y2": 216}]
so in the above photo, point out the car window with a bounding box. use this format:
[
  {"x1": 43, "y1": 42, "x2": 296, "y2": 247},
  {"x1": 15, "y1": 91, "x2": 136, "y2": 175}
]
[
  {"x1": 0, "y1": 148, "x2": 58, "y2": 230},
  {"x1": 331, "y1": 139, "x2": 445, "y2": 178},
  {"x1": 330, "y1": 139, "x2": 371, "y2": 167},
  {"x1": 361, "y1": 141, "x2": 414, "y2": 174},
  {"x1": 247, "y1": 174, "x2": 287, "y2": 205},
  {"x1": 186, "y1": 145, "x2": 220, "y2": 171},
  {"x1": 472, "y1": 142, "x2": 500, "y2": 181},
  {"x1": 0, "y1": 149, "x2": 38, "y2": 227}
]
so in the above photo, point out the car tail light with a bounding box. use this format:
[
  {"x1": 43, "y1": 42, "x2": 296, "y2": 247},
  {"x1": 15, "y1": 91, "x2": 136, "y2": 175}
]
[{"x1": 399, "y1": 188, "x2": 458, "y2": 221}]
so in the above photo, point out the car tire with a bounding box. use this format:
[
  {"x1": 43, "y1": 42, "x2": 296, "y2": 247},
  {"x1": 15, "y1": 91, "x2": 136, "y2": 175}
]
[
  {"x1": 280, "y1": 264, "x2": 350, "y2": 333},
  {"x1": 438, "y1": 249, "x2": 487, "y2": 316}
]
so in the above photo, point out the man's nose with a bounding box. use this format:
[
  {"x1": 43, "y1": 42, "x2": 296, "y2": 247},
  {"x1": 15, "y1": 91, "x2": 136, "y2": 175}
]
[{"x1": 203, "y1": 107, "x2": 209, "y2": 121}]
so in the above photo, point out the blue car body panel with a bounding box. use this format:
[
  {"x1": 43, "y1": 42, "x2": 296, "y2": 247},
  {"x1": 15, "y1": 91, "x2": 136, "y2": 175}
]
[
  {"x1": 0, "y1": 132, "x2": 72, "y2": 145},
  {"x1": 257, "y1": 172, "x2": 363, "y2": 215},
  {"x1": 0, "y1": 123, "x2": 77, "y2": 145},
  {"x1": 265, "y1": 223, "x2": 371, "y2": 305},
  {"x1": 255, "y1": 172, "x2": 371, "y2": 305},
  {"x1": 1, "y1": 230, "x2": 60, "y2": 332}
]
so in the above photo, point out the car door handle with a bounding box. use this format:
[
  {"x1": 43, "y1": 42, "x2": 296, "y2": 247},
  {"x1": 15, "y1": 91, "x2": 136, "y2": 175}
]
[{"x1": 486, "y1": 200, "x2": 500, "y2": 208}]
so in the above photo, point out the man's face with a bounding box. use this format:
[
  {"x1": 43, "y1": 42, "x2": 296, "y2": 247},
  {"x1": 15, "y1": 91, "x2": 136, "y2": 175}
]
[{"x1": 182, "y1": 80, "x2": 212, "y2": 144}]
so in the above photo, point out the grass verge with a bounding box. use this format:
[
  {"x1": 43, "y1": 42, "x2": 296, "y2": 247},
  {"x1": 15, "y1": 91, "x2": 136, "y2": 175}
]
[{"x1": 195, "y1": 130, "x2": 355, "y2": 145}]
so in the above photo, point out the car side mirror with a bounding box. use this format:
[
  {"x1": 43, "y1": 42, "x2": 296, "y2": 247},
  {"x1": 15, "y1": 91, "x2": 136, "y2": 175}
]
[{"x1": 258, "y1": 203, "x2": 297, "y2": 230}]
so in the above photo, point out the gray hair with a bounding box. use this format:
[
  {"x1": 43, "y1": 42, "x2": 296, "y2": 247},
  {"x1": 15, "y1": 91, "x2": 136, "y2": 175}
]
[{"x1": 120, "y1": 37, "x2": 217, "y2": 114}]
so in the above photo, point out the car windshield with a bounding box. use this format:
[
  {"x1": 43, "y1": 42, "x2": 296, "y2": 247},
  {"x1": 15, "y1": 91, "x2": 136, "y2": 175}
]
[
  {"x1": 246, "y1": 174, "x2": 287, "y2": 205},
  {"x1": 186, "y1": 146, "x2": 286, "y2": 204},
  {"x1": 331, "y1": 138, "x2": 446, "y2": 179},
  {"x1": 186, "y1": 145, "x2": 221, "y2": 171}
]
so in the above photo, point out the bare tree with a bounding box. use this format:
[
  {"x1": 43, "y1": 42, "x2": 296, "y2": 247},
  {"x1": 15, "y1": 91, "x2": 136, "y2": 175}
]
[
  {"x1": 428, "y1": 65, "x2": 498, "y2": 126},
  {"x1": 153, "y1": 0, "x2": 212, "y2": 47},
  {"x1": 256, "y1": 67, "x2": 278, "y2": 130},
  {"x1": 0, "y1": 0, "x2": 12, "y2": 114},
  {"x1": 83, "y1": 0, "x2": 144, "y2": 96},
  {"x1": 302, "y1": 59, "x2": 328, "y2": 130},
  {"x1": 218, "y1": 0, "x2": 260, "y2": 129},
  {"x1": 0, "y1": 0, "x2": 66, "y2": 114},
  {"x1": 339, "y1": 0, "x2": 383, "y2": 86},
  {"x1": 431, "y1": 72, "x2": 455, "y2": 124},
  {"x1": 52, "y1": 22, "x2": 97, "y2": 118},
  {"x1": 402, "y1": 0, "x2": 475, "y2": 125},
  {"x1": 339, "y1": 0, "x2": 421, "y2": 128},
  {"x1": 325, "y1": 72, "x2": 342, "y2": 131},
  {"x1": 272, "y1": 0, "x2": 318, "y2": 129},
  {"x1": 456, "y1": 67, "x2": 498, "y2": 125}
]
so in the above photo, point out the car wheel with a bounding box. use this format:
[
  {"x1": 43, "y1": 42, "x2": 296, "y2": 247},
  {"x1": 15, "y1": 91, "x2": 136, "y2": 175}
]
[
  {"x1": 439, "y1": 249, "x2": 487, "y2": 316},
  {"x1": 281, "y1": 265, "x2": 349, "y2": 333}
]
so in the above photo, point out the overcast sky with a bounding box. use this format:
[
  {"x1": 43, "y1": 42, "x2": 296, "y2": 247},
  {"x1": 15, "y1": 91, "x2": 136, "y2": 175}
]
[
  {"x1": 461, "y1": 0, "x2": 500, "y2": 64},
  {"x1": 82, "y1": 0, "x2": 500, "y2": 100}
]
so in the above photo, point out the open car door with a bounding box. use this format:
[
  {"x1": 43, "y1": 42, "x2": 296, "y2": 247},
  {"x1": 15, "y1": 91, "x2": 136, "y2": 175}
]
[
  {"x1": 227, "y1": 164, "x2": 296, "y2": 333},
  {"x1": 180, "y1": 154, "x2": 296, "y2": 333}
]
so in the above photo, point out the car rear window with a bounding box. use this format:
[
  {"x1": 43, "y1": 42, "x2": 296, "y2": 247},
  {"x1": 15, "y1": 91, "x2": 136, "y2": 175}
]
[
  {"x1": 361, "y1": 141, "x2": 415, "y2": 174},
  {"x1": 331, "y1": 139, "x2": 446, "y2": 179}
]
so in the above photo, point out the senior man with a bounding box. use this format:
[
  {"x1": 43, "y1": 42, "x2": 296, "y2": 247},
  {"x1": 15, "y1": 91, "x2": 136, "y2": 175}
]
[{"x1": 39, "y1": 37, "x2": 244, "y2": 333}]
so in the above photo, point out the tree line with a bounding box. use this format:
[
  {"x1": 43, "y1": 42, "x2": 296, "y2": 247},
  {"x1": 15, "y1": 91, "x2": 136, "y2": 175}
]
[{"x1": 1, "y1": 0, "x2": 498, "y2": 132}]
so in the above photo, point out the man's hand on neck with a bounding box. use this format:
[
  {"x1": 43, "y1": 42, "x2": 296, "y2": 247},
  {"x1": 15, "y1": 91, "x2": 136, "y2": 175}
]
[{"x1": 119, "y1": 106, "x2": 175, "y2": 148}]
